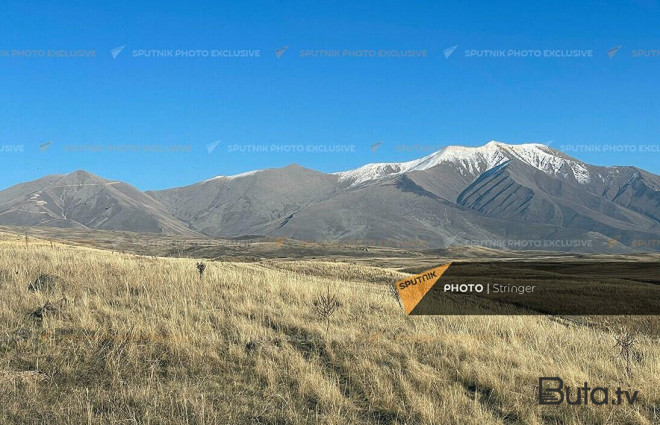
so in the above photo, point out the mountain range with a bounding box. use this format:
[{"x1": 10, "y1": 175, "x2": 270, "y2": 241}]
[{"x1": 2, "y1": 141, "x2": 659, "y2": 253}]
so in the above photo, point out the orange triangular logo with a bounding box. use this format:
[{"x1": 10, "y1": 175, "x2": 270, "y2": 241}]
[{"x1": 395, "y1": 263, "x2": 451, "y2": 314}]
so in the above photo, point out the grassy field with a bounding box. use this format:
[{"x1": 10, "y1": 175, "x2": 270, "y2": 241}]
[{"x1": 0, "y1": 233, "x2": 658, "y2": 424}]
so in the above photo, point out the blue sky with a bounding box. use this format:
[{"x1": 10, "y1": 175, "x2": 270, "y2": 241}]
[{"x1": 1, "y1": 0, "x2": 658, "y2": 190}]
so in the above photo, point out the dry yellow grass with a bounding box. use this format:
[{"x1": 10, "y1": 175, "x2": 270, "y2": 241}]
[{"x1": 0, "y1": 235, "x2": 657, "y2": 424}]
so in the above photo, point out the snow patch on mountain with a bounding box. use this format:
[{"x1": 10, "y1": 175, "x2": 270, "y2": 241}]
[
  {"x1": 497, "y1": 142, "x2": 591, "y2": 184},
  {"x1": 204, "y1": 170, "x2": 261, "y2": 182}
]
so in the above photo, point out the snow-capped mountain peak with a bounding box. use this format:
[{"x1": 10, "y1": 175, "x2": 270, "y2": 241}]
[
  {"x1": 334, "y1": 141, "x2": 592, "y2": 186},
  {"x1": 201, "y1": 141, "x2": 593, "y2": 187}
]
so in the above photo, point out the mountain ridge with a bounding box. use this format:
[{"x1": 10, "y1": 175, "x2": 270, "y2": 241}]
[{"x1": 1, "y1": 142, "x2": 658, "y2": 252}]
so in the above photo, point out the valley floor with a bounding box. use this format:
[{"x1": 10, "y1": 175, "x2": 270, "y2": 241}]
[{"x1": 0, "y1": 232, "x2": 658, "y2": 424}]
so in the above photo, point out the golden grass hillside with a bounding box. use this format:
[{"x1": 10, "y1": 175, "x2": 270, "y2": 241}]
[{"x1": 0, "y1": 236, "x2": 658, "y2": 424}]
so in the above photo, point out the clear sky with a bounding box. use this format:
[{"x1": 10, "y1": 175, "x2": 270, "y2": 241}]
[{"x1": 1, "y1": 0, "x2": 658, "y2": 190}]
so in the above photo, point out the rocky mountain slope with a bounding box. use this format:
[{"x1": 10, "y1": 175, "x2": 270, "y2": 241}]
[
  {"x1": 2, "y1": 142, "x2": 658, "y2": 252},
  {"x1": 147, "y1": 142, "x2": 660, "y2": 252},
  {"x1": 0, "y1": 170, "x2": 199, "y2": 235}
]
